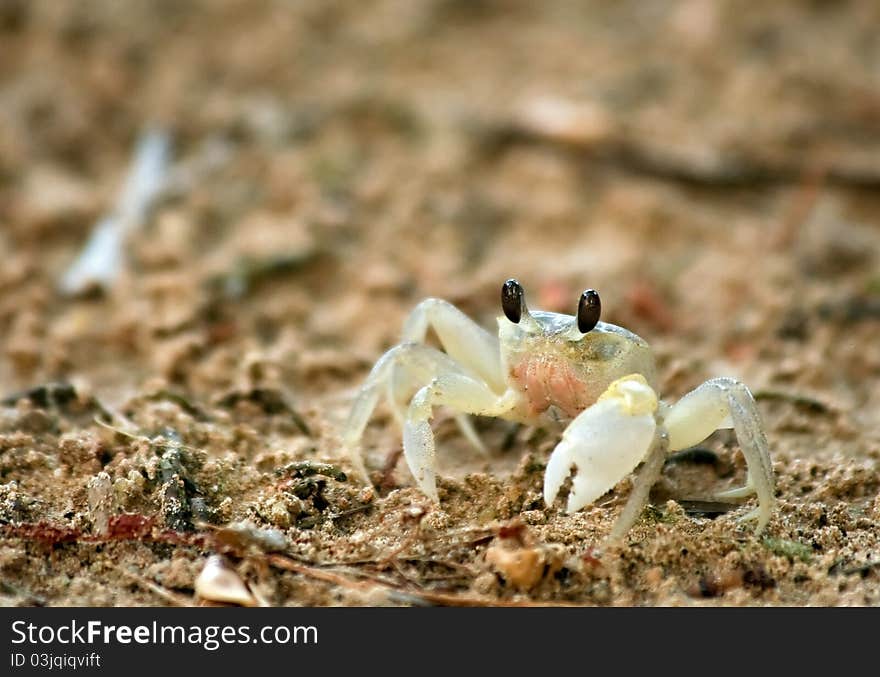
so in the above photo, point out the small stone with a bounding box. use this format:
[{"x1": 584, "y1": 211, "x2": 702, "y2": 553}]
[{"x1": 485, "y1": 545, "x2": 546, "y2": 592}]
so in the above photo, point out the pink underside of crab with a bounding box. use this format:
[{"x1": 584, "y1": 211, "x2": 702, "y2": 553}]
[{"x1": 509, "y1": 353, "x2": 601, "y2": 418}]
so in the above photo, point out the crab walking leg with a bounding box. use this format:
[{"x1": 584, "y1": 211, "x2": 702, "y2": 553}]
[
  {"x1": 607, "y1": 429, "x2": 668, "y2": 542},
  {"x1": 405, "y1": 374, "x2": 520, "y2": 501},
  {"x1": 385, "y1": 365, "x2": 408, "y2": 428},
  {"x1": 663, "y1": 377, "x2": 775, "y2": 533},
  {"x1": 342, "y1": 343, "x2": 488, "y2": 482},
  {"x1": 401, "y1": 298, "x2": 506, "y2": 393},
  {"x1": 544, "y1": 374, "x2": 658, "y2": 515},
  {"x1": 452, "y1": 413, "x2": 489, "y2": 454},
  {"x1": 401, "y1": 299, "x2": 506, "y2": 455},
  {"x1": 386, "y1": 365, "x2": 487, "y2": 455}
]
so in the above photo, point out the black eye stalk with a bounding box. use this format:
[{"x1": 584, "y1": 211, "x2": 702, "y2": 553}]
[
  {"x1": 501, "y1": 279, "x2": 524, "y2": 323},
  {"x1": 577, "y1": 289, "x2": 601, "y2": 333}
]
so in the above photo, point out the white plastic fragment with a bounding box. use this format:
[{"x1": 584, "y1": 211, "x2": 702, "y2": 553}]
[
  {"x1": 194, "y1": 555, "x2": 257, "y2": 607},
  {"x1": 59, "y1": 128, "x2": 172, "y2": 295}
]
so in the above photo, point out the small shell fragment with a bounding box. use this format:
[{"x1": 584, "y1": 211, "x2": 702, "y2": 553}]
[{"x1": 194, "y1": 555, "x2": 257, "y2": 607}]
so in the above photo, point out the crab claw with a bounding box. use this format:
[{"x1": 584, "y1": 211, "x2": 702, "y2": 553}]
[{"x1": 544, "y1": 374, "x2": 658, "y2": 513}]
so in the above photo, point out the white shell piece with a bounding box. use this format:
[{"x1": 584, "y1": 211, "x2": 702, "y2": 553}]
[
  {"x1": 194, "y1": 555, "x2": 257, "y2": 607},
  {"x1": 544, "y1": 398, "x2": 656, "y2": 513}
]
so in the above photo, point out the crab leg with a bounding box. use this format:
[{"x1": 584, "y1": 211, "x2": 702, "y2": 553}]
[
  {"x1": 400, "y1": 298, "x2": 509, "y2": 454},
  {"x1": 342, "y1": 343, "x2": 488, "y2": 481},
  {"x1": 401, "y1": 298, "x2": 506, "y2": 393},
  {"x1": 663, "y1": 377, "x2": 775, "y2": 533},
  {"x1": 405, "y1": 375, "x2": 520, "y2": 501},
  {"x1": 385, "y1": 361, "x2": 488, "y2": 454},
  {"x1": 607, "y1": 429, "x2": 668, "y2": 542}
]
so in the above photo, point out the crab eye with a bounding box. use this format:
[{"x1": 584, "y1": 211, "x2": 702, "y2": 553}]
[
  {"x1": 501, "y1": 279, "x2": 524, "y2": 323},
  {"x1": 577, "y1": 289, "x2": 601, "y2": 333}
]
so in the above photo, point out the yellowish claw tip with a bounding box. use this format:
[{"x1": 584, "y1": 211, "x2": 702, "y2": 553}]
[{"x1": 598, "y1": 373, "x2": 658, "y2": 416}]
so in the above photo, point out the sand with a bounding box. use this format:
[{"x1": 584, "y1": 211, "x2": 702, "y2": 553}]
[{"x1": 1, "y1": 0, "x2": 879, "y2": 607}]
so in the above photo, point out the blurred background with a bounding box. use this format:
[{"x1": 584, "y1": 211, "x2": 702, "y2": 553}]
[
  {"x1": 2, "y1": 0, "x2": 878, "y2": 391},
  {"x1": 1, "y1": 0, "x2": 879, "y2": 605}
]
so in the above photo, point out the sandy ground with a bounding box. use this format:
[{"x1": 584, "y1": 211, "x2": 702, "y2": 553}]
[{"x1": 1, "y1": 0, "x2": 879, "y2": 607}]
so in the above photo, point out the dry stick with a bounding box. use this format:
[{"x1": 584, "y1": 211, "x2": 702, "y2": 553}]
[
  {"x1": 268, "y1": 554, "x2": 386, "y2": 590},
  {"x1": 112, "y1": 565, "x2": 194, "y2": 607},
  {"x1": 327, "y1": 545, "x2": 487, "y2": 571},
  {"x1": 841, "y1": 561, "x2": 880, "y2": 577},
  {"x1": 387, "y1": 559, "x2": 425, "y2": 589},
  {"x1": 494, "y1": 121, "x2": 880, "y2": 188},
  {"x1": 266, "y1": 554, "x2": 582, "y2": 607},
  {"x1": 403, "y1": 556, "x2": 479, "y2": 576},
  {"x1": 319, "y1": 551, "x2": 484, "y2": 579}
]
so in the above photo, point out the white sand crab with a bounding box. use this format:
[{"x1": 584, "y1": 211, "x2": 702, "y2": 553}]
[{"x1": 342, "y1": 279, "x2": 775, "y2": 540}]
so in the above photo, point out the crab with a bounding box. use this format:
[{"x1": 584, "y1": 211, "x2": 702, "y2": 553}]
[{"x1": 342, "y1": 279, "x2": 775, "y2": 540}]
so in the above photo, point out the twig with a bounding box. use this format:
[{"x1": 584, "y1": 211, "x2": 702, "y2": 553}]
[
  {"x1": 112, "y1": 565, "x2": 194, "y2": 607},
  {"x1": 266, "y1": 554, "x2": 581, "y2": 607},
  {"x1": 829, "y1": 560, "x2": 880, "y2": 577},
  {"x1": 753, "y1": 389, "x2": 831, "y2": 414},
  {"x1": 267, "y1": 554, "x2": 378, "y2": 590},
  {"x1": 398, "y1": 557, "x2": 479, "y2": 576},
  {"x1": 487, "y1": 117, "x2": 880, "y2": 188}
]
